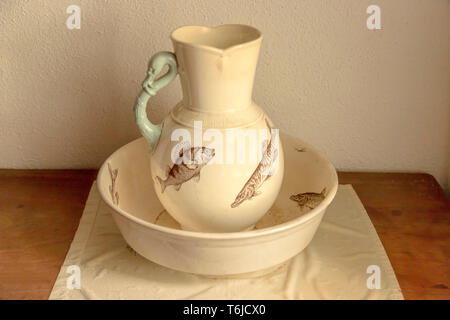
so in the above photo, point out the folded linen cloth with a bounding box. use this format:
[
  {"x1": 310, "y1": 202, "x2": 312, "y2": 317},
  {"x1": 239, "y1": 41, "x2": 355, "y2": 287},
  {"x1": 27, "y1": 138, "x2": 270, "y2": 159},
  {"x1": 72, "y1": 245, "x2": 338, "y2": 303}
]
[{"x1": 49, "y1": 183, "x2": 403, "y2": 300}]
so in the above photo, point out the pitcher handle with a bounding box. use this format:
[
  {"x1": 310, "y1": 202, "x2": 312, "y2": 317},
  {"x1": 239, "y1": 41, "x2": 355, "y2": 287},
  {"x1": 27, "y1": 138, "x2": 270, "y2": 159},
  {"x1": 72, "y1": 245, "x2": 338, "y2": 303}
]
[{"x1": 134, "y1": 51, "x2": 178, "y2": 153}]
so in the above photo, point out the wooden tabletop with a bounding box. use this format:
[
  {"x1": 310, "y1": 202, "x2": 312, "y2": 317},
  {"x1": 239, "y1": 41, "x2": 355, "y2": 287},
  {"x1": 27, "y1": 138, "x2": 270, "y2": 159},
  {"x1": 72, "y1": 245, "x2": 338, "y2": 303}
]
[{"x1": 0, "y1": 170, "x2": 448, "y2": 300}]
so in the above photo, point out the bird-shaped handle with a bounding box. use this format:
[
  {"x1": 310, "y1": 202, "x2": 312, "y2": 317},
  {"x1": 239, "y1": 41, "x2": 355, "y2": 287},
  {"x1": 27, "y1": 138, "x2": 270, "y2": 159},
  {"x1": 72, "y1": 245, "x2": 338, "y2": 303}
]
[{"x1": 134, "y1": 52, "x2": 178, "y2": 153}]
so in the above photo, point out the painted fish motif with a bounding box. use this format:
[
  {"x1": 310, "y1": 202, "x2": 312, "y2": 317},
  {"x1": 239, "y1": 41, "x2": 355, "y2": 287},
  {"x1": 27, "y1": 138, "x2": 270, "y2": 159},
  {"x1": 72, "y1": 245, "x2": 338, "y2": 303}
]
[
  {"x1": 289, "y1": 188, "x2": 326, "y2": 209},
  {"x1": 108, "y1": 163, "x2": 119, "y2": 205},
  {"x1": 156, "y1": 146, "x2": 215, "y2": 193},
  {"x1": 231, "y1": 119, "x2": 279, "y2": 208}
]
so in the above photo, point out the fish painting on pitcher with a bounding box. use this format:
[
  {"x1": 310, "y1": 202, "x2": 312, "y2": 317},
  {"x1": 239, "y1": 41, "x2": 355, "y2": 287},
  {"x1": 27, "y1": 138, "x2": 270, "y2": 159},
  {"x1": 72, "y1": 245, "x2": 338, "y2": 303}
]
[
  {"x1": 156, "y1": 146, "x2": 216, "y2": 193},
  {"x1": 231, "y1": 119, "x2": 279, "y2": 208}
]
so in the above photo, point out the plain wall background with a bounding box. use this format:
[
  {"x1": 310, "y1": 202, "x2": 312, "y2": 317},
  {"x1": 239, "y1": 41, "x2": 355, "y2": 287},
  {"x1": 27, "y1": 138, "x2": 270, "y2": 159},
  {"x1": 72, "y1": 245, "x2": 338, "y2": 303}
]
[{"x1": 1, "y1": 0, "x2": 449, "y2": 188}]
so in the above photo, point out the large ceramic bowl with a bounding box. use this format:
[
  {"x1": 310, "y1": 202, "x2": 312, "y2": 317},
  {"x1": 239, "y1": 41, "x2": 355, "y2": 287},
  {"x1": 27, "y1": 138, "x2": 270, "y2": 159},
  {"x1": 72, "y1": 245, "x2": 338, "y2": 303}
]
[{"x1": 97, "y1": 133, "x2": 338, "y2": 276}]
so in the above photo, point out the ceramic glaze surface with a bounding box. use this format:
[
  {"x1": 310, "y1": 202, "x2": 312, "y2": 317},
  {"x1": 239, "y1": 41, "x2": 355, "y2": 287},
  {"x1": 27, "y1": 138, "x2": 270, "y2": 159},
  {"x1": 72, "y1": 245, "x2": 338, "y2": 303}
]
[
  {"x1": 97, "y1": 133, "x2": 338, "y2": 276},
  {"x1": 134, "y1": 25, "x2": 285, "y2": 232}
]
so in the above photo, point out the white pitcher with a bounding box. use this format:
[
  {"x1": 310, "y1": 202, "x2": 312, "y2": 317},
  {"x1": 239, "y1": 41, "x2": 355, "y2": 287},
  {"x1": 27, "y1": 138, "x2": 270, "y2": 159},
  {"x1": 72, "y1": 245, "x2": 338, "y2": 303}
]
[{"x1": 134, "y1": 25, "x2": 284, "y2": 232}]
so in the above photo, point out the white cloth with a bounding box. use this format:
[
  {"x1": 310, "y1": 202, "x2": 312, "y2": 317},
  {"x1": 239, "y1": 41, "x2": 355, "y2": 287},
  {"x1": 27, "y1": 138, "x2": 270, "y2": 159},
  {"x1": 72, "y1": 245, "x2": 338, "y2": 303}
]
[{"x1": 49, "y1": 183, "x2": 403, "y2": 300}]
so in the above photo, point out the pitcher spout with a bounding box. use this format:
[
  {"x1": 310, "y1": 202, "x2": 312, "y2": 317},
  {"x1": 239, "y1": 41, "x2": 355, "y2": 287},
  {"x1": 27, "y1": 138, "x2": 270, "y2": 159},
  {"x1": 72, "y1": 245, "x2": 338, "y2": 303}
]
[{"x1": 171, "y1": 25, "x2": 262, "y2": 113}]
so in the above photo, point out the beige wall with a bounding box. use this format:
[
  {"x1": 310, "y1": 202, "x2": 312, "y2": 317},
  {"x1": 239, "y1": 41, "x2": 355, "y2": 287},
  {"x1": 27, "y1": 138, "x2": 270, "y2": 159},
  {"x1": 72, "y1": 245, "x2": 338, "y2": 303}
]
[{"x1": 1, "y1": 0, "x2": 449, "y2": 188}]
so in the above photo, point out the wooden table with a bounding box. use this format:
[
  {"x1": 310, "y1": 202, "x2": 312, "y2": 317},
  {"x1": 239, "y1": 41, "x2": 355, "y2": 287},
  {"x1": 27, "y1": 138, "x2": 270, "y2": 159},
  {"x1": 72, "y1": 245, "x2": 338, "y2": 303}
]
[{"x1": 0, "y1": 170, "x2": 448, "y2": 300}]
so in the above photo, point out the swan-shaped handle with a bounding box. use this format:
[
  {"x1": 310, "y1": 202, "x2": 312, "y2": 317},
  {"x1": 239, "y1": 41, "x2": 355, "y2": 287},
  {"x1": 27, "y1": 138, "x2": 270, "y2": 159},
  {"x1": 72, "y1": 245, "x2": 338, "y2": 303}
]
[{"x1": 134, "y1": 51, "x2": 178, "y2": 153}]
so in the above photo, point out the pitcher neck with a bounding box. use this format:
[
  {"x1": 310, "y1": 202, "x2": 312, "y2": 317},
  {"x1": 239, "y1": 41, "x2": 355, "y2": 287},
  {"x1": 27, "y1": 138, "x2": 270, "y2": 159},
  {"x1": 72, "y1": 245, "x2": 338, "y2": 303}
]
[{"x1": 172, "y1": 38, "x2": 261, "y2": 113}]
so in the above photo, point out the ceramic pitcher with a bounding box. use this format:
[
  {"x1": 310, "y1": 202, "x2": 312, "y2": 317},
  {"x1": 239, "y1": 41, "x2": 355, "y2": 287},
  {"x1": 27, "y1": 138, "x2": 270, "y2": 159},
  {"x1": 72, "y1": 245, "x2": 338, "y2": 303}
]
[{"x1": 134, "y1": 25, "x2": 284, "y2": 232}]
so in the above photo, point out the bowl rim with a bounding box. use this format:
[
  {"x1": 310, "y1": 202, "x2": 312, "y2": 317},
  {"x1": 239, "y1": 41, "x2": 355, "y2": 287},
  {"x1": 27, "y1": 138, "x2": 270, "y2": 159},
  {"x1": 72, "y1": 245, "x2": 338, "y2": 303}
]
[{"x1": 97, "y1": 135, "x2": 338, "y2": 240}]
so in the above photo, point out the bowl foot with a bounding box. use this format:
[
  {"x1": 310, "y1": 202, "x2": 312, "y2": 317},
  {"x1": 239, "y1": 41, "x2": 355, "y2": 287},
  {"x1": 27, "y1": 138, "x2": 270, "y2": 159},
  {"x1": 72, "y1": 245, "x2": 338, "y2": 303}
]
[
  {"x1": 198, "y1": 261, "x2": 288, "y2": 279},
  {"x1": 180, "y1": 224, "x2": 256, "y2": 232}
]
